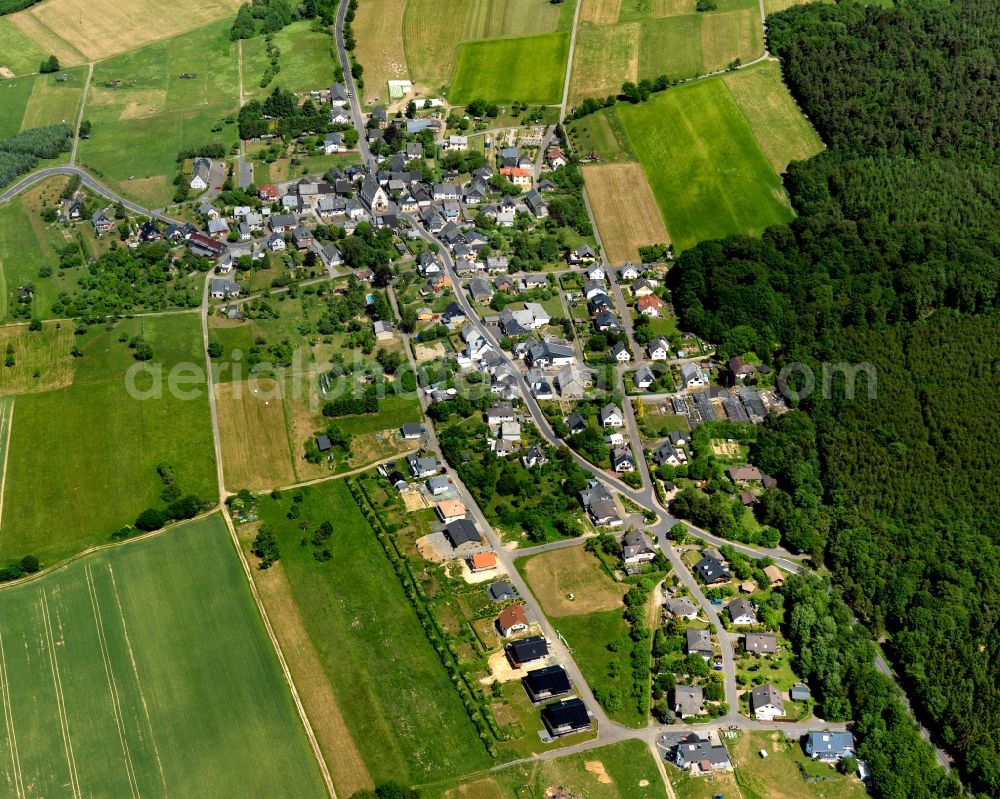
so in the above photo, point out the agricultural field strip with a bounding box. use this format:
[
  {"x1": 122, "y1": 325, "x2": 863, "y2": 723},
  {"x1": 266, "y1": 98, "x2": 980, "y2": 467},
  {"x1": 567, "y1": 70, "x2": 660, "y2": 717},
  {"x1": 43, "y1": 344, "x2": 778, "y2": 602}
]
[
  {"x1": 106, "y1": 564, "x2": 169, "y2": 793},
  {"x1": 0, "y1": 629, "x2": 23, "y2": 799},
  {"x1": 0, "y1": 400, "x2": 13, "y2": 532},
  {"x1": 84, "y1": 563, "x2": 139, "y2": 799},
  {"x1": 39, "y1": 586, "x2": 82, "y2": 799}
]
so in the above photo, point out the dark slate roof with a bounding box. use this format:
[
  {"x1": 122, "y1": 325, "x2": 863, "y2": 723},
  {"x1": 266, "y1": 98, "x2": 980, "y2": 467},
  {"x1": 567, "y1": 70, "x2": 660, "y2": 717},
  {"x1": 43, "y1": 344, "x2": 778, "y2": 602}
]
[
  {"x1": 524, "y1": 665, "x2": 571, "y2": 697},
  {"x1": 542, "y1": 698, "x2": 590, "y2": 730},
  {"x1": 444, "y1": 519, "x2": 480, "y2": 547},
  {"x1": 507, "y1": 635, "x2": 549, "y2": 663}
]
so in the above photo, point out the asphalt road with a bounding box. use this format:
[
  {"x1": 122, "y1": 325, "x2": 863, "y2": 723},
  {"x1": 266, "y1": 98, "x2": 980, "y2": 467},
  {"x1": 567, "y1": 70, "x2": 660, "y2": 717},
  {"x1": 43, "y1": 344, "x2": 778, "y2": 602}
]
[
  {"x1": 334, "y1": 0, "x2": 374, "y2": 170},
  {"x1": 0, "y1": 166, "x2": 182, "y2": 225}
]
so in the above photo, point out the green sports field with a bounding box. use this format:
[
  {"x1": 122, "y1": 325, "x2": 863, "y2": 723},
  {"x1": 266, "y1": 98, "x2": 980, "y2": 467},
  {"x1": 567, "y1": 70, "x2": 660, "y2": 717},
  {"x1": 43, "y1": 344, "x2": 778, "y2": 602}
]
[
  {"x1": 616, "y1": 77, "x2": 794, "y2": 250},
  {"x1": 76, "y1": 19, "x2": 240, "y2": 206},
  {"x1": 255, "y1": 480, "x2": 491, "y2": 785},
  {"x1": 449, "y1": 32, "x2": 569, "y2": 105},
  {"x1": 0, "y1": 514, "x2": 328, "y2": 798},
  {"x1": 0, "y1": 314, "x2": 217, "y2": 564}
]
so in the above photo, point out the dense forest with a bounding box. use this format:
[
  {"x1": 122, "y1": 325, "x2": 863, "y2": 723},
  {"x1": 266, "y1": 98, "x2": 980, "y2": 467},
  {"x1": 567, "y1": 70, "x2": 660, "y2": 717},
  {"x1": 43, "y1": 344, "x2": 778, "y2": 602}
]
[{"x1": 666, "y1": 0, "x2": 1000, "y2": 795}]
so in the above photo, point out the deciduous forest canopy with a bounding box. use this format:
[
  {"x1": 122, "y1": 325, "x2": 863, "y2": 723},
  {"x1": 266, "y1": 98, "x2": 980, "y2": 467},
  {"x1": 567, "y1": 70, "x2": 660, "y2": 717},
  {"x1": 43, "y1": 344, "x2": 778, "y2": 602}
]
[{"x1": 667, "y1": 0, "x2": 1000, "y2": 795}]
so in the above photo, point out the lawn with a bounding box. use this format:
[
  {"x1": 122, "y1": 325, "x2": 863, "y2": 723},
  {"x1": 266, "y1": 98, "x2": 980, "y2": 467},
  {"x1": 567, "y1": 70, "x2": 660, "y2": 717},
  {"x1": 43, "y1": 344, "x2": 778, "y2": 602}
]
[
  {"x1": 0, "y1": 17, "x2": 47, "y2": 76},
  {"x1": 616, "y1": 77, "x2": 793, "y2": 251},
  {"x1": 583, "y1": 162, "x2": 670, "y2": 262},
  {"x1": 77, "y1": 19, "x2": 240, "y2": 206},
  {"x1": 19, "y1": 67, "x2": 88, "y2": 131},
  {"x1": 723, "y1": 60, "x2": 824, "y2": 172},
  {"x1": 0, "y1": 514, "x2": 328, "y2": 797},
  {"x1": 252, "y1": 480, "x2": 491, "y2": 785},
  {"x1": 7, "y1": 0, "x2": 241, "y2": 66},
  {"x1": 428, "y1": 738, "x2": 669, "y2": 798},
  {"x1": 0, "y1": 314, "x2": 217, "y2": 564},
  {"x1": 449, "y1": 33, "x2": 570, "y2": 105},
  {"x1": 732, "y1": 731, "x2": 869, "y2": 799}
]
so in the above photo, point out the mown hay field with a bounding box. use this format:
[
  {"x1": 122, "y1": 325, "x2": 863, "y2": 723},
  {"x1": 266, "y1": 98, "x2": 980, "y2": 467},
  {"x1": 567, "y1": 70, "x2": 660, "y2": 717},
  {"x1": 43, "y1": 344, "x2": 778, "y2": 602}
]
[{"x1": 583, "y1": 163, "x2": 670, "y2": 263}]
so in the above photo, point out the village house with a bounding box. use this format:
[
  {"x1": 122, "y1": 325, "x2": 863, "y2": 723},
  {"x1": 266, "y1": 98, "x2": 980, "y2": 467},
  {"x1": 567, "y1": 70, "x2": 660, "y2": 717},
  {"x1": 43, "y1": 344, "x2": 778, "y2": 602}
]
[
  {"x1": 673, "y1": 684, "x2": 704, "y2": 718},
  {"x1": 443, "y1": 518, "x2": 482, "y2": 549},
  {"x1": 190, "y1": 157, "x2": 213, "y2": 190},
  {"x1": 541, "y1": 698, "x2": 591, "y2": 738},
  {"x1": 686, "y1": 628, "x2": 714, "y2": 660},
  {"x1": 680, "y1": 362, "x2": 708, "y2": 389},
  {"x1": 648, "y1": 337, "x2": 671, "y2": 361},
  {"x1": 665, "y1": 596, "x2": 698, "y2": 620},
  {"x1": 506, "y1": 635, "x2": 548, "y2": 667},
  {"x1": 523, "y1": 665, "x2": 571, "y2": 702},
  {"x1": 726, "y1": 597, "x2": 758, "y2": 625},
  {"x1": 743, "y1": 633, "x2": 778, "y2": 655},
  {"x1": 622, "y1": 531, "x2": 656, "y2": 564},
  {"x1": 496, "y1": 604, "x2": 531, "y2": 638},
  {"x1": 599, "y1": 403, "x2": 624, "y2": 428},
  {"x1": 435, "y1": 498, "x2": 465, "y2": 524},
  {"x1": 804, "y1": 731, "x2": 855, "y2": 762},
  {"x1": 750, "y1": 684, "x2": 785, "y2": 721},
  {"x1": 673, "y1": 733, "x2": 732, "y2": 773}
]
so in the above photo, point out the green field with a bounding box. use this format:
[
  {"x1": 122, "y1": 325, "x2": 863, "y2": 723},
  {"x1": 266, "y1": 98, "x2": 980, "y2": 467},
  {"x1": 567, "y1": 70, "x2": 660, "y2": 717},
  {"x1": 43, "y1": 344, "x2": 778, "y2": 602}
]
[
  {"x1": 464, "y1": 0, "x2": 578, "y2": 38},
  {"x1": 0, "y1": 314, "x2": 217, "y2": 563},
  {"x1": 0, "y1": 18, "x2": 47, "y2": 77},
  {"x1": 19, "y1": 67, "x2": 88, "y2": 131},
  {"x1": 0, "y1": 75, "x2": 36, "y2": 139},
  {"x1": 616, "y1": 78, "x2": 793, "y2": 250},
  {"x1": 449, "y1": 32, "x2": 569, "y2": 105},
  {"x1": 0, "y1": 515, "x2": 328, "y2": 797},
  {"x1": 571, "y1": 10, "x2": 764, "y2": 104},
  {"x1": 254, "y1": 480, "x2": 491, "y2": 785},
  {"x1": 77, "y1": 19, "x2": 239, "y2": 206},
  {"x1": 723, "y1": 60, "x2": 824, "y2": 172},
  {"x1": 426, "y1": 739, "x2": 668, "y2": 798},
  {"x1": 266, "y1": 21, "x2": 338, "y2": 95}
]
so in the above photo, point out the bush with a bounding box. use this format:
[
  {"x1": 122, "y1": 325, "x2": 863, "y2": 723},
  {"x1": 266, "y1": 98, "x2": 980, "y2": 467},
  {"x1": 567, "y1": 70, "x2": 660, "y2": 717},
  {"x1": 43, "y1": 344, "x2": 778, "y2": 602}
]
[{"x1": 135, "y1": 508, "x2": 167, "y2": 531}]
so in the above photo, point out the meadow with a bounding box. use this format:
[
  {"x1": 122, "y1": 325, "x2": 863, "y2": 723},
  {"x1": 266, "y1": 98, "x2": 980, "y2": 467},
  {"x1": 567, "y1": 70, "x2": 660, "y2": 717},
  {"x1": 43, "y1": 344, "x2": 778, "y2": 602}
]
[
  {"x1": 723, "y1": 60, "x2": 825, "y2": 172},
  {"x1": 19, "y1": 66, "x2": 88, "y2": 131},
  {"x1": 616, "y1": 78, "x2": 794, "y2": 250},
  {"x1": 0, "y1": 323, "x2": 75, "y2": 395},
  {"x1": 463, "y1": 0, "x2": 577, "y2": 39},
  {"x1": 569, "y1": 5, "x2": 763, "y2": 104},
  {"x1": 449, "y1": 33, "x2": 569, "y2": 105},
  {"x1": 216, "y1": 378, "x2": 297, "y2": 490},
  {"x1": 520, "y1": 545, "x2": 626, "y2": 617},
  {"x1": 0, "y1": 514, "x2": 328, "y2": 798},
  {"x1": 0, "y1": 75, "x2": 36, "y2": 139},
  {"x1": 0, "y1": 314, "x2": 217, "y2": 564},
  {"x1": 583, "y1": 162, "x2": 670, "y2": 262},
  {"x1": 353, "y1": 0, "x2": 409, "y2": 104},
  {"x1": 253, "y1": 480, "x2": 492, "y2": 785},
  {"x1": 268, "y1": 21, "x2": 338, "y2": 96},
  {"x1": 0, "y1": 176, "x2": 115, "y2": 320},
  {"x1": 7, "y1": 0, "x2": 242, "y2": 66},
  {"x1": 0, "y1": 17, "x2": 46, "y2": 76},
  {"x1": 427, "y1": 739, "x2": 668, "y2": 798},
  {"x1": 567, "y1": 110, "x2": 634, "y2": 162},
  {"x1": 77, "y1": 19, "x2": 240, "y2": 206}
]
